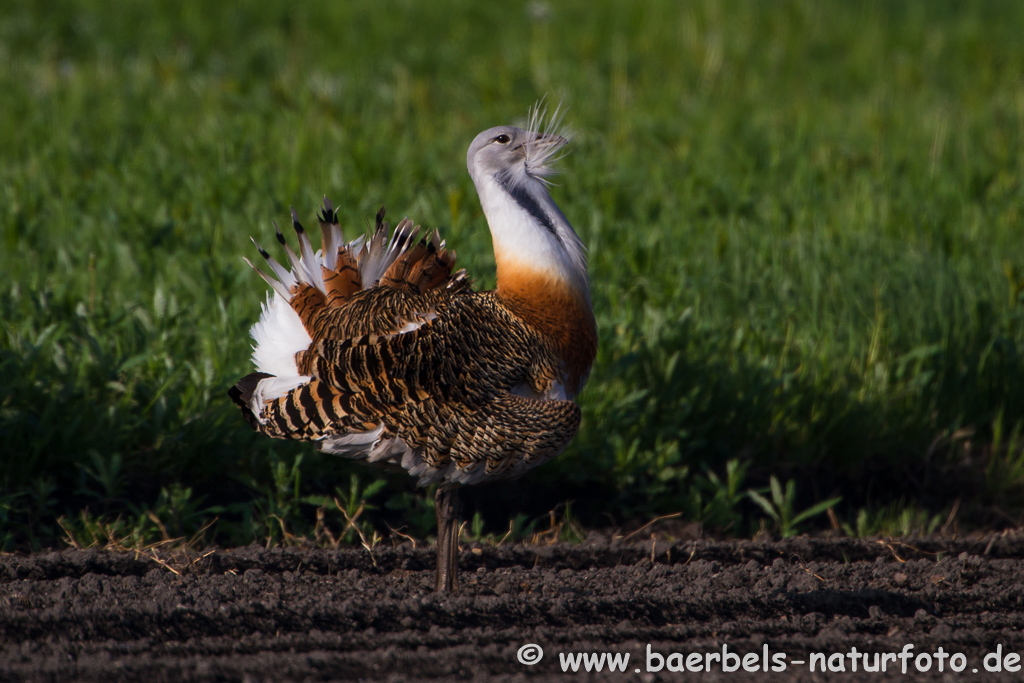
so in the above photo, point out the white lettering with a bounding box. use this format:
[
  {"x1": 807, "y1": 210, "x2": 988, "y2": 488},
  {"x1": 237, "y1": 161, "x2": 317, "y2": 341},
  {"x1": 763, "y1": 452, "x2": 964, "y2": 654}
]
[
  {"x1": 558, "y1": 644, "x2": 1007, "y2": 677},
  {"x1": 985, "y1": 645, "x2": 1003, "y2": 672},
  {"x1": 722, "y1": 644, "x2": 740, "y2": 672},
  {"x1": 560, "y1": 651, "x2": 630, "y2": 673},
  {"x1": 606, "y1": 652, "x2": 630, "y2": 672},
  {"x1": 898, "y1": 644, "x2": 915, "y2": 674},
  {"x1": 846, "y1": 646, "x2": 860, "y2": 672},
  {"x1": 646, "y1": 644, "x2": 664, "y2": 673},
  {"x1": 559, "y1": 652, "x2": 582, "y2": 672}
]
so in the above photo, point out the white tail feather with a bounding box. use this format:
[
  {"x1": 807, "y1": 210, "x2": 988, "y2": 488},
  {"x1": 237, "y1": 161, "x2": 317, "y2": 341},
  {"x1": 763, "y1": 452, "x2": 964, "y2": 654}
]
[
  {"x1": 291, "y1": 209, "x2": 326, "y2": 294},
  {"x1": 251, "y1": 292, "x2": 312, "y2": 378},
  {"x1": 318, "y1": 196, "x2": 342, "y2": 272},
  {"x1": 320, "y1": 227, "x2": 340, "y2": 271},
  {"x1": 249, "y1": 374, "x2": 311, "y2": 423},
  {"x1": 251, "y1": 238, "x2": 298, "y2": 291},
  {"x1": 244, "y1": 258, "x2": 292, "y2": 300},
  {"x1": 357, "y1": 224, "x2": 390, "y2": 287},
  {"x1": 321, "y1": 425, "x2": 386, "y2": 456}
]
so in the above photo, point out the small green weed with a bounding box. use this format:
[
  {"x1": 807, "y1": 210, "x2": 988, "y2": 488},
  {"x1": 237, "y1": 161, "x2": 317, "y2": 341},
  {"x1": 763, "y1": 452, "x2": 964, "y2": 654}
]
[
  {"x1": 842, "y1": 503, "x2": 949, "y2": 538},
  {"x1": 748, "y1": 477, "x2": 842, "y2": 538}
]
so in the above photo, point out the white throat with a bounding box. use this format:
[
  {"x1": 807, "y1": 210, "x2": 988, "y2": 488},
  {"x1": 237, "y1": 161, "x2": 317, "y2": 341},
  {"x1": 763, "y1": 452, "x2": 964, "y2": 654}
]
[{"x1": 472, "y1": 171, "x2": 590, "y2": 298}]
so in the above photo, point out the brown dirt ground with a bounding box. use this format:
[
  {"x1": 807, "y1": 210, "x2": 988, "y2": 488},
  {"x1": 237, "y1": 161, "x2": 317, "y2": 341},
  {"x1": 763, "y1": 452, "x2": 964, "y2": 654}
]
[{"x1": 3, "y1": 535, "x2": 1024, "y2": 681}]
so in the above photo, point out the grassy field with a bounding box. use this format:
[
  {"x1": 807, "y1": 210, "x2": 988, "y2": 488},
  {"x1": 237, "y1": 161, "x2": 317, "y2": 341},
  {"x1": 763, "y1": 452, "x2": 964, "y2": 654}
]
[{"x1": 2, "y1": 0, "x2": 1023, "y2": 551}]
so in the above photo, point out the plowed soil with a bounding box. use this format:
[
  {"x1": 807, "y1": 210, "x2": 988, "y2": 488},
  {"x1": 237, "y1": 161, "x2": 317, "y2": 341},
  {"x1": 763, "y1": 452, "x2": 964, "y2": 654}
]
[{"x1": 3, "y1": 535, "x2": 1024, "y2": 681}]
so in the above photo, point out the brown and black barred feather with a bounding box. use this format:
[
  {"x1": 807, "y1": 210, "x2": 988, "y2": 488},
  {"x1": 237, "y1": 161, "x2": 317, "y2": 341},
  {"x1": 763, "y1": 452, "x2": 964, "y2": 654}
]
[{"x1": 230, "y1": 200, "x2": 579, "y2": 487}]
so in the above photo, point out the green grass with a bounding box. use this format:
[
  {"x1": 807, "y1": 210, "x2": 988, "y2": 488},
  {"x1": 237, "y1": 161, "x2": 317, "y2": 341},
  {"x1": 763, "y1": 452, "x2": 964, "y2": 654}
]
[{"x1": 2, "y1": 0, "x2": 1023, "y2": 551}]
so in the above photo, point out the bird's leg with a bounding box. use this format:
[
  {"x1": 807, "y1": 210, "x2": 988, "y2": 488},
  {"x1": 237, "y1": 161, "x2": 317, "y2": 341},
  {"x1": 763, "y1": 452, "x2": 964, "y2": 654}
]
[{"x1": 434, "y1": 486, "x2": 462, "y2": 593}]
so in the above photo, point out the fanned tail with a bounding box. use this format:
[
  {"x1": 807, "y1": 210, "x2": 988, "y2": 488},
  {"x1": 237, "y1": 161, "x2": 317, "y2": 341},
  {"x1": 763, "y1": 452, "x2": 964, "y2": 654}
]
[
  {"x1": 233, "y1": 197, "x2": 469, "y2": 435},
  {"x1": 248, "y1": 198, "x2": 464, "y2": 322}
]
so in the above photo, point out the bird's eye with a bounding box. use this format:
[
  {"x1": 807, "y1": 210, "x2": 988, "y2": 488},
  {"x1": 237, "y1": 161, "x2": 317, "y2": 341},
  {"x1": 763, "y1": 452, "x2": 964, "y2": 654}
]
[{"x1": 494, "y1": 134, "x2": 511, "y2": 145}]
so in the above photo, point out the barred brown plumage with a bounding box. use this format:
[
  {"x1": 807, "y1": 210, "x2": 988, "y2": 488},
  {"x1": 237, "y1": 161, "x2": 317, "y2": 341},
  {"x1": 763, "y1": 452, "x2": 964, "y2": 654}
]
[{"x1": 230, "y1": 109, "x2": 596, "y2": 592}]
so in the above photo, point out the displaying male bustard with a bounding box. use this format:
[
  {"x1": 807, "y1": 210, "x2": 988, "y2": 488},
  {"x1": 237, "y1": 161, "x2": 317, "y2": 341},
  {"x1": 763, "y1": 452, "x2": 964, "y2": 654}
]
[{"x1": 229, "y1": 112, "x2": 597, "y2": 592}]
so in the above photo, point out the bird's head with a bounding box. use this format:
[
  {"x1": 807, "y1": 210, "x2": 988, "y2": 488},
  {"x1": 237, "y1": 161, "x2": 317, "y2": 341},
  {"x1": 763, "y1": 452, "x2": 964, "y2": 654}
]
[
  {"x1": 466, "y1": 125, "x2": 568, "y2": 192},
  {"x1": 465, "y1": 107, "x2": 590, "y2": 312}
]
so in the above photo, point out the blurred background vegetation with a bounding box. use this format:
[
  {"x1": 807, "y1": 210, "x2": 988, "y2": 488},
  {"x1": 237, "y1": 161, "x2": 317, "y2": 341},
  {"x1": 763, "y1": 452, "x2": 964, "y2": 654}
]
[{"x1": 2, "y1": 0, "x2": 1023, "y2": 551}]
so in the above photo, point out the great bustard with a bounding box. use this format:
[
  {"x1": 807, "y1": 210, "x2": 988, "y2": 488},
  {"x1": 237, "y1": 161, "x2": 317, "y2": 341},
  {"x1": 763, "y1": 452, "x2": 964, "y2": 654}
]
[{"x1": 229, "y1": 111, "x2": 597, "y2": 592}]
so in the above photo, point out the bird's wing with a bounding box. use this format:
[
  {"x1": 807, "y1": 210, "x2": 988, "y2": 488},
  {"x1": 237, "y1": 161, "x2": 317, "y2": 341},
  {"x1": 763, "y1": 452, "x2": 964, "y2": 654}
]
[
  {"x1": 230, "y1": 203, "x2": 576, "y2": 485},
  {"x1": 232, "y1": 294, "x2": 576, "y2": 485}
]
